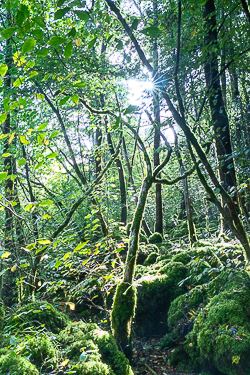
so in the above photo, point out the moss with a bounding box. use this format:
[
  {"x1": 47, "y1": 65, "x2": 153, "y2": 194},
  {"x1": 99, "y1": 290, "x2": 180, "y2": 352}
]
[
  {"x1": 0, "y1": 353, "x2": 39, "y2": 375},
  {"x1": 186, "y1": 259, "x2": 212, "y2": 284},
  {"x1": 149, "y1": 232, "x2": 162, "y2": 244},
  {"x1": 111, "y1": 282, "x2": 136, "y2": 358},
  {"x1": 87, "y1": 329, "x2": 133, "y2": 375},
  {"x1": 139, "y1": 233, "x2": 148, "y2": 244},
  {"x1": 8, "y1": 301, "x2": 70, "y2": 333},
  {"x1": 143, "y1": 252, "x2": 158, "y2": 266},
  {"x1": 58, "y1": 322, "x2": 133, "y2": 375},
  {"x1": 172, "y1": 251, "x2": 192, "y2": 265},
  {"x1": 168, "y1": 286, "x2": 206, "y2": 332},
  {"x1": 0, "y1": 303, "x2": 4, "y2": 331},
  {"x1": 18, "y1": 335, "x2": 57, "y2": 368},
  {"x1": 135, "y1": 263, "x2": 187, "y2": 336},
  {"x1": 74, "y1": 360, "x2": 114, "y2": 375},
  {"x1": 184, "y1": 271, "x2": 250, "y2": 375}
]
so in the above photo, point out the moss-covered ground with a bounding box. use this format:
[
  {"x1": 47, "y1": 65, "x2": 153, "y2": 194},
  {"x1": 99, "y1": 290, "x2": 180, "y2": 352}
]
[{"x1": 0, "y1": 239, "x2": 249, "y2": 375}]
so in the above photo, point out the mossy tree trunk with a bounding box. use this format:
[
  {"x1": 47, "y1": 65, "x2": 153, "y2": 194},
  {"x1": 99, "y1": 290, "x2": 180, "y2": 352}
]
[{"x1": 111, "y1": 175, "x2": 153, "y2": 359}]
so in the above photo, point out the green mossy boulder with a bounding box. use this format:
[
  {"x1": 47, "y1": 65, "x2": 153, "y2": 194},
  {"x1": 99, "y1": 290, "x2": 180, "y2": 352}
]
[
  {"x1": 58, "y1": 322, "x2": 133, "y2": 375},
  {"x1": 8, "y1": 301, "x2": 70, "y2": 333},
  {"x1": 0, "y1": 353, "x2": 39, "y2": 375},
  {"x1": 149, "y1": 232, "x2": 162, "y2": 244},
  {"x1": 184, "y1": 270, "x2": 250, "y2": 375},
  {"x1": 18, "y1": 335, "x2": 57, "y2": 368},
  {"x1": 135, "y1": 262, "x2": 187, "y2": 335},
  {"x1": 143, "y1": 252, "x2": 158, "y2": 266}
]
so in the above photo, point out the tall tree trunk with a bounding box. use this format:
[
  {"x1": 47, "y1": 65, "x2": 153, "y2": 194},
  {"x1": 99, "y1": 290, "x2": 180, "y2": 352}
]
[
  {"x1": 203, "y1": 0, "x2": 237, "y2": 195},
  {"x1": 111, "y1": 175, "x2": 153, "y2": 359},
  {"x1": 153, "y1": 0, "x2": 163, "y2": 235}
]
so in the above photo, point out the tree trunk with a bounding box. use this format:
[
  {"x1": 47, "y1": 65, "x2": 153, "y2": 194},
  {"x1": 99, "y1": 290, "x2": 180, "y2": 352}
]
[
  {"x1": 111, "y1": 175, "x2": 153, "y2": 359},
  {"x1": 203, "y1": 0, "x2": 237, "y2": 195}
]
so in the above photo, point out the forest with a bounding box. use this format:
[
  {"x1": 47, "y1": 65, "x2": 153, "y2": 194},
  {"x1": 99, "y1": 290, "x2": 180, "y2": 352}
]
[{"x1": 0, "y1": 0, "x2": 250, "y2": 374}]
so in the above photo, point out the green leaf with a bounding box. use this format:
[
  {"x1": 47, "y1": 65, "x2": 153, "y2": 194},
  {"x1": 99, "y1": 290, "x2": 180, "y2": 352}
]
[
  {"x1": 48, "y1": 36, "x2": 67, "y2": 47},
  {"x1": 50, "y1": 130, "x2": 59, "y2": 138},
  {"x1": 19, "y1": 134, "x2": 29, "y2": 145},
  {"x1": 54, "y1": 7, "x2": 71, "y2": 20},
  {"x1": 58, "y1": 96, "x2": 70, "y2": 106},
  {"x1": 71, "y1": 94, "x2": 79, "y2": 104},
  {"x1": 0, "y1": 27, "x2": 16, "y2": 40},
  {"x1": 67, "y1": 27, "x2": 76, "y2": 38},
  {"x1": 39, "y1": 200, "x2": 53, "y2": 206},
  {"x1": 55, "y1": 260, "x2": 62, "y2": 269},
  {"x1": 0, "y1": 172, "x2": 8, "y2": 181},
  {"x1": 37, "y1": 48, "x2": 49, "y2": 57},
  {"x1": 73, "y1": 81, "x2": 86, "y2": 88},
  {"x1": 88, "y1": 38, "x2": 96, "y2": 49},
  {"x1": 57, "y1": 0, "x2": 67, "y2": 6},
  {"x1": 113, "y1": 116, "x2": 120, "y2": 130},
  {"x1": 37, "y1": 133, "x2": 45, "y2": 144},
  {"x1": 34, "y1": 16, "x2": 45, "y2": 28},
  {"x1": 13, "y1": 77, "x2": 25, "y2": 87},
  {"x1": 32, "y1": 29, "x2": 44, "y2": 39},
  {"x1": 141, "y1": 26, "x2": 161, "y2": 38},
  {"x1": 35, "y1": 93, "x2": 45, "y2": 100},
  {"x1": 0, "y1": 113, "x2": 7, "y2": 124},
  {"x1": 37, "y1": 239, "x2": 51, "y2": 244},
  {"x1": 24, "y1": 203, "x2": 33, "y2": 211},
  {"x1": 0, "y1": 64, "x2": 8, "y2": 77},
  {"x1": 28, "y1": 71, "x2": 38, "y2": 78},
  {"x1": 116, "y1": 40, "x2": 123, "y2": 50},
  {"x1": 16, "y1": 10, "x2": 25, "y2": 26},
  {"x1": 2, "y1": 153, "x2": 11, "y2": 157},
  {"x1": 64, "y1": 41, "x2": 73, "y2": 58},
  {"x1": 79, "y1": 352, "x2": 87, "y2": 361},
  {"x1": 37, "y1": 123, "x2": 47, "y2": 131},
  {"x1": 74, "y1": 10, "x2": 89, "y2": 20},
  {"x1": 22, "y1": 38, "x2": 36, "y2": 54},
  {"x1": 75, "y1": 242, "x2": 88, "y2": 251},
  {"x1": 35, "y1": 161, "x2": 44, "y2": 169},
  {"x1": 18, "y1": 158, "x2": 26, "y2": 166},
  {"x1": 46, "y1": 152, "x2": 57, "y2": 158},
  {"x1": 123, "y1": 105, "x2": 139, "y2": 115},
  {"x1": 131, "y1": 19, "x2": 139, "y2": 30},
  {"x1": 10, "y1": 336, "x2": 17, "y2": 346}
]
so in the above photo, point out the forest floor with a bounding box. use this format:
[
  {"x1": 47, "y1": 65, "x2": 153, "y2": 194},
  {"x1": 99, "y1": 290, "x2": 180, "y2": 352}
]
[{"x1": 132, "y1": 337, "x2": 197, "y2": 375}]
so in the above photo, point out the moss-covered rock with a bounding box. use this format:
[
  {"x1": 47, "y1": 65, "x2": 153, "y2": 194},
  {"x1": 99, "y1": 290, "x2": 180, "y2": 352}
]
[
  {"x1": 18, "y1": 335, "x2": 57, "y2": 368},
  {"x1": 58, "y1": 322, "x2": 133, "y2": 375},
  {"x1": 0, "y1": 353, "x2": 39, "y2": 375},
  {"x1": 149, "y1": 232, "x2": 162, "y2": 244},
  {"x1": 184, "y1": 270, "x2": 250, "y2": 375},
  {"x1": 8, "y1": 301, "x2": 69, "y2": 333},
  {"x1": 135, "y1": 262, "x2": 187, "y2": 335},
  {"x1": 74, "y1": 360, "x2": 114, "y2": 375},
  {"x1": 143, "y1": 252, "x2": 158, "y2": 266}
]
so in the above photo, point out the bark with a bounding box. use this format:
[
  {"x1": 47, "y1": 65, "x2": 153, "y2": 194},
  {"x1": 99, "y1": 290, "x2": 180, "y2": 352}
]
[
  {"x1": 153, "y1": 0, "x2": 163, "y2": 235},
  {"x1": 122, "y1": 137, "x2": 151, "y2": 236},
  {"x1": 203, "y1": 0, "x2": 237, "y2": 194},
  {"x1": 100, "y1": 94, "x2": 127, "y2": 225}
]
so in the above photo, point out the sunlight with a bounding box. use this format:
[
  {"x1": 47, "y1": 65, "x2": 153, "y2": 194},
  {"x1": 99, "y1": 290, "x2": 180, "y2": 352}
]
[
  {"x1": 125, "y1": 79, "x2": 154, "y2": 104},
  {"x1": 161, "y1": 127, "x2": 176, "y2": 145}
]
